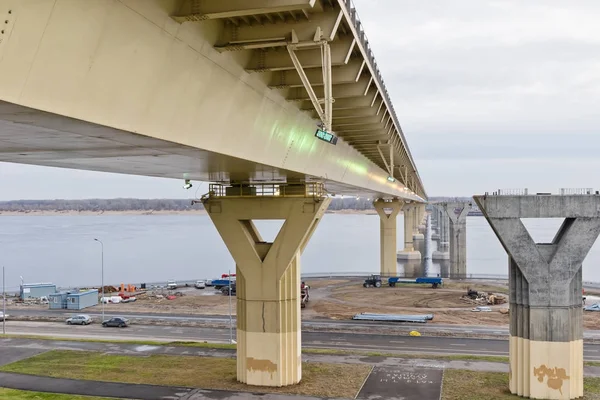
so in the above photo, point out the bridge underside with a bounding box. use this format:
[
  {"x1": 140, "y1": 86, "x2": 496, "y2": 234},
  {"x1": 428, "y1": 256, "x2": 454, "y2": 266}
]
[{"x1": 0, "y1": 101, "x2": 380, "y2": 198}]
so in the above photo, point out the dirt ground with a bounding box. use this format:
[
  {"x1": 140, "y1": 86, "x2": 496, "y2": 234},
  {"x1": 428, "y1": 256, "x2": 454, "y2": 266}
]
[{"x1": 11, "y1": 278, "x2": 600, "y2": 329}]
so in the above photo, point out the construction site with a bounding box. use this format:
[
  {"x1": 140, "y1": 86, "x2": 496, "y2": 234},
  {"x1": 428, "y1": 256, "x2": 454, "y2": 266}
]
[{"x1": 8, "y1": 277, "x2": 600, "y2": 330}]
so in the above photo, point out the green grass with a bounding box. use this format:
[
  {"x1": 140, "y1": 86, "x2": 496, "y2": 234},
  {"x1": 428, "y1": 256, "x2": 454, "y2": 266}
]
[
  {"x1": 0, "y1": 388, "x2": 116, "y2": 400},
  {"x1": 442, "y1": 370, "x2": 600, "y2": 399},
  {"x1": 0, "y1": 350, "x2": 370, "y2": 399}
]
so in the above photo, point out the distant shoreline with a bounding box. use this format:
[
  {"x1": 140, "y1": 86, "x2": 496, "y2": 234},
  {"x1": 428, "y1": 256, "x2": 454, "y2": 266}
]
[{"x1": 0, "y1": 209, "x2": 377, "y2": 216}]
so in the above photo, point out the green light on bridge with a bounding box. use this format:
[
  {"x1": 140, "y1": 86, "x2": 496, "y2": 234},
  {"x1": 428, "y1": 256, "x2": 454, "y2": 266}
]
[{"x1": 315, "y1": 129, "x2": 338, "y2": 145}]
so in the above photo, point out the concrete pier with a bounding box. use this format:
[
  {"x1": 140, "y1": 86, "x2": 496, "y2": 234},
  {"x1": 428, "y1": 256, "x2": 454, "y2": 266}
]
[
  {"x1": 438, "y1": 202, "x2": 471, "y2": 277},
  {"x1": 204, "y1": 190, "x2": 330, "y2": 386},
  {"x1": 432, "y1": 206, "x2": 450, "y2": 260},
  {"x1": 414, "y1": 204, "x2": 425, "y2": 241},
  {"x1": 373, "y1": 199, "x2": 402, "y2": 277},
  {"x1": 474, "y1": 194, "x2": 600, "y2": 399},
  {"x1": 398, "y1": 202, "x2": 422, "y2": 260}
]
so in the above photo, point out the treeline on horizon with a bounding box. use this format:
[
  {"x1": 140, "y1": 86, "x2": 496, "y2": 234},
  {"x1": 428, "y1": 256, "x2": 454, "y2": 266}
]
[{"x1": 0, "y1": 196, "x2": 473, "y2": 212}]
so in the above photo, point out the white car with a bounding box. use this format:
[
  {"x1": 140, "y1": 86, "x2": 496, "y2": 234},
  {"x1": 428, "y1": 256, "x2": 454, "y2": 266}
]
[
  {"x1": 66, "y1": 315, "x2": 92, "y2": 325},
  {"x1": 0, "y1": 311, "x2": 8, "y2": 320},
  {"x1": 167, "y1": 280, "x2": 177, "y2": 290},
  {"x1": 195, "y1": 280, "x2": 206, "y2": 289}
]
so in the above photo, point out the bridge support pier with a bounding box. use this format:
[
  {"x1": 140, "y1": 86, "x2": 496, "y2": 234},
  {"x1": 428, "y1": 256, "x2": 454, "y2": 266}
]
[
  {"x1": 413, "y1": 204, "x2": 425, "y2": 241},
  {"x1": 398, "y1": 202, "x2": 422, "y2": 260},
  {"x1": 204, "y1": 193, "x2": 330, "y2": 387},
  {"x1": 432, "y1": 207, "x2": 449, "y2": 260},
  {"x1": 475, "y1": 194, "x2": 600, "y2": 399},
  {"x1": 374, "y1": 199, "x2": 402, "y2": 277},
  {"x1": 439, "y1": 202, "x2": 471, "y2": 277}
]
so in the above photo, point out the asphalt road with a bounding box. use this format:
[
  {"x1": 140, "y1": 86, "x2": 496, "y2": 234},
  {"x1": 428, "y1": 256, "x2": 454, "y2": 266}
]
[
  {"x1": 8, "y1": 308, "x2": 600, "y2": 339},
  {"x1": 6, "y1": 320, "x2": 600, "y2": 361}
]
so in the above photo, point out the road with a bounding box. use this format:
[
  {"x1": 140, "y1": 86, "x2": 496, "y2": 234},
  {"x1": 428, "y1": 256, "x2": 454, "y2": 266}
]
[
  {"x1": 5, "y1": 320, "x2": 600, "y2": 361},
  {"x1": 8, "y1": 308, "x2": 600, "y2": 339}
]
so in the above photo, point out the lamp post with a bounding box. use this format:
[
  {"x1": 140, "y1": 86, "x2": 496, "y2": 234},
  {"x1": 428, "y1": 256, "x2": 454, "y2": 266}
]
[
  {"x1": 228, "y1": 269, "x2": 233, "y2": 344},
  {"x1": 2, "y1": 266, "x2": 5, "y2": 335},
  {"x1": 94, "y1": 239, "x2": 104, "y2": 323}
]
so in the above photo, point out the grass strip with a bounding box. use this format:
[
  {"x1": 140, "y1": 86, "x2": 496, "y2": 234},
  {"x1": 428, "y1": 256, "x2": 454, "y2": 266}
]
[
  {"x1": 0, "y1": 388, "x2": 116, "y2": 400},
  {"x1": 0, "y1": 350, "x2": 370, "y2": 399},
  {"x1": 442, "y1": 370, "x2": 600, "y2": 399}
]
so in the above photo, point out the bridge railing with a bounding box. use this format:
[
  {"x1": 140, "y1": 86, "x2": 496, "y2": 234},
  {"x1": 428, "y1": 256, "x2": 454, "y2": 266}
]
[
  {"x1": 207, "y1": 182, "x2": 325, "y2": 198},
  {"x1": 339, "y1": 0, "x2": 422, "y2": 196}
]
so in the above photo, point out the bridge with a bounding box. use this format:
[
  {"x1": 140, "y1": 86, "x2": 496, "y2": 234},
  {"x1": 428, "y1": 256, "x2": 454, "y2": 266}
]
[{"x1": 0, "y1": 0, "x2": 427, "y2": 388}]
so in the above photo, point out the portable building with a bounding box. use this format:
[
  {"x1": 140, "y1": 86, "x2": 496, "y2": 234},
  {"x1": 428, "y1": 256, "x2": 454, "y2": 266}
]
[
  {"x1": 48, "y1": 292, "x2": 68, "y2": 310},
  {"x1": 66, "y1": 290, "x2": 98, "y2": 310},
  {"x1": 20, "y1": 283, "x2": 56, "y2": 300}
]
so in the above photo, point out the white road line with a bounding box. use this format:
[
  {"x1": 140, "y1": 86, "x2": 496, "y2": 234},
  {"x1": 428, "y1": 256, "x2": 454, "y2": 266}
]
[
  {"x1": 390, "y1": 341, "x2": 405, "y2": 344},
  {"x1": 449, "y1": 344, "x2": 467, "y2": 346}
]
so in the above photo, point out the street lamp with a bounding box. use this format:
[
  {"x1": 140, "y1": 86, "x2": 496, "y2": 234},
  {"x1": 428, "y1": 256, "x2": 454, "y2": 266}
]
[{"x1": 94, "y1": 239, "x2": 104, "y2": 323}]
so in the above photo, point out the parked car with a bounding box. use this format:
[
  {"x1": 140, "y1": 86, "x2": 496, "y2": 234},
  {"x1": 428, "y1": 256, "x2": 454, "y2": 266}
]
[
  {"x1": 66, "y1": 315, "x2": 92, "y2": 325},
  {"x1": 205, "y1": 279, "x2": 213, "y2": 287},
  {"x1": 102, "y1": 317, "x2": 129, "y2": 328},
  {"x1": 0, "y1": 311, "x2": 8, "y2": 320},
  {"x1": 167, "y1": 280, "x2": 177, "y2": 290},
  {"x1": 584, "y1": 303, "x2": 600, "y2": 312},
  {"x1": 471, "y1": 306, "x2": 492, "y2": 312},
  {"x1": 195, "y1": 280, "x2": 206, "y2": 289}
]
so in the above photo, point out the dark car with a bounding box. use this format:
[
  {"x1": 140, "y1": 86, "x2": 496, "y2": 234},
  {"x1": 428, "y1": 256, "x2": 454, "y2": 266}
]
[{"x1": 102, "y1": 317, "x2": 129, "y2": 328}]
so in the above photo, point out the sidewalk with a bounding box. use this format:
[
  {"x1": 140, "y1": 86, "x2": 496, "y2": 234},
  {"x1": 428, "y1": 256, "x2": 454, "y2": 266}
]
[{"x1": 0, "y1": 372, "x2": 334, "y2": 400}]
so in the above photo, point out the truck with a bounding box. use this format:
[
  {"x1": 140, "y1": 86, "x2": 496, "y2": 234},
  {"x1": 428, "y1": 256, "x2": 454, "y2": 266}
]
[
  {"x1": 221, "y1": 282, "x2": 236, "y2": 295},
  {"x1": 388, "y1": 277, "x2": 443, "y2": 289}
]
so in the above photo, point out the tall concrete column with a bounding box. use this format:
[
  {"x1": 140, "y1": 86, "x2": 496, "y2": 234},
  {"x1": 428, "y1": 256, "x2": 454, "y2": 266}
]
[
  {"x1": 398, "y1": 202, "x2": 421, "y2": 260},
  {"x1": 439, "y1": 202, "x2": 471, "y2": 277},
  {"x1": 373, "y1": 199, "x2": 402, "y2": 277},
  {"x1": 431, "y1": 207, "x2": 440, "y2": 240},
  {"x1": 432, "y1": 206, "x2": 449, "y2": 260},
  {"x1": 204, "y1": 191, "x2": 331, "y2": 387},
  {"x1": 475, "y1": 194, "x2": 600, "y2": 399},
  {"x1": 414, "y1": 204, "x2": 425, "y2": 240}
]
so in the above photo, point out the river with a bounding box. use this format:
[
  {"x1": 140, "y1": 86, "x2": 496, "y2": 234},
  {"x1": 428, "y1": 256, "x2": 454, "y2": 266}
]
[{"x1": 1, "y1": 214, "x2": 599, "y2": 290}]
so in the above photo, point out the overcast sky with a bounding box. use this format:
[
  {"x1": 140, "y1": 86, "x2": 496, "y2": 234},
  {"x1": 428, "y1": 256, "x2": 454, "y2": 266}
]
[{"x1": 1, "y1": 0, "x2": 599, "y2": 200}]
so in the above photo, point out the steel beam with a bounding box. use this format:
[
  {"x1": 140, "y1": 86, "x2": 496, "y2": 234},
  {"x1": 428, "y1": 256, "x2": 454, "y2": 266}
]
[
  {"x1": 286, "y1": 74, "x2": 372, "y2": 101},
  {"x1": 269, "y1": 59, "x2": 365, "y2": 88},
  {"x1": 216, "y1": 10, "x2": 343, "y2": 49},
  {"x1": 173, "y1": 0, "x2": 317, "y2": 22},
  {"x1": 246, "y1": 37, "x2": 355, "y2": 71}
]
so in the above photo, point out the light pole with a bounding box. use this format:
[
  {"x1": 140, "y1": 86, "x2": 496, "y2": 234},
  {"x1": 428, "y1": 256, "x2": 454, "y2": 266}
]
[
  {"x1": 94, "y1": 239, "x2": 104, "y2": 323},
  {"x1": 2, "y1": 266, "x2": 6, "y2": 334},
  {"x1": 228, "y1": 269, "x2": 233, "y2": 344}
]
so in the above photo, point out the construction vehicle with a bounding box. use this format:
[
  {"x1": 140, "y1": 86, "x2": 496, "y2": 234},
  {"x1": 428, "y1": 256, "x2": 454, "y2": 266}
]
[
  {"x1": 300, "y1": 282, "x2": 309, "y2": 308},
  {"x1": 388, "y1": 277, "x2": 443, "y2": 288},
  {"x1": 221, "y1": 282, "x2": 236, "y2": 296},
  {"x1": 363, "y1": 275, "x2": 382, "y2": 288}
]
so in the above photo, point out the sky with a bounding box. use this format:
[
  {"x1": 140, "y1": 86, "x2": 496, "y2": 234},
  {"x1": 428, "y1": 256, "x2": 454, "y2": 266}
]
[{"x1": 1, "y1": 0, "x2": 600, "y2": 199}]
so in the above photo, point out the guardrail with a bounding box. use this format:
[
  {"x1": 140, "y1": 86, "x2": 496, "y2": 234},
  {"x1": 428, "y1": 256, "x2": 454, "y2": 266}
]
[
  {"x1": 560, "y1": 188, "x2": 596, "y2": 195},
  {"x1": 206, "y1": 182, "x2": 326, "y2": 198}
]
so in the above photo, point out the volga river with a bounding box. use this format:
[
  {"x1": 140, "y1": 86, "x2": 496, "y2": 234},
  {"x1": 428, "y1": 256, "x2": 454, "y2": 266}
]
[{"x1": 1, "y1": 214, "x2": 599, "y2": 291}]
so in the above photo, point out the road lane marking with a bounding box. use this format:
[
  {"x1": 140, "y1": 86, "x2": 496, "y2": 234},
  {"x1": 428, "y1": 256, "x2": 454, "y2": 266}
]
[
  {"x1": 390, "y1": 341, "x2": 405, "y2": 344},
  {"x1": 450, "y1": 344, "x2": 467, "y2": 346}
]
